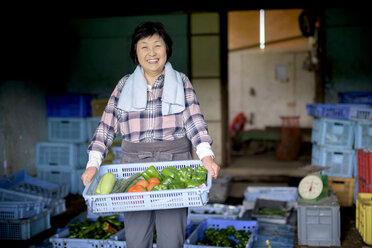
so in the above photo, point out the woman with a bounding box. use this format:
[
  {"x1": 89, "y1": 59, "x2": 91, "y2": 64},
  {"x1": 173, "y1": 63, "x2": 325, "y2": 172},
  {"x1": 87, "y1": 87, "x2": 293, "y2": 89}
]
[{"x1": 81, "y1": 22, "x2": 220, "y2": 248}]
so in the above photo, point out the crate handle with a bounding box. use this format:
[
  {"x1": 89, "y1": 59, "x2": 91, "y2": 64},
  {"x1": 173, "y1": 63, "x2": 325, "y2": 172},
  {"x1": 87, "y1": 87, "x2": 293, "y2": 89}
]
[
  {"x1": 61, "y1": 120, "x2": 70, "y2": 124},
  {"x1": 331, "y1": 180, "x2": 345, "y2": 185},
  {"x1": 48, "y1": 163, "x2": 58, "y2": 166}
]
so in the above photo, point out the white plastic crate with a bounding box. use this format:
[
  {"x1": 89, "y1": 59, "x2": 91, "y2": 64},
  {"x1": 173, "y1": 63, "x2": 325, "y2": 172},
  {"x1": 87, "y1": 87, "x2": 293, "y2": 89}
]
[
  {"x1": 83, "y1": 160, "x2": 212, "y2": 213},
  {"x1": 36, "y1": 166, "x2": 85, "y2": 194},
  {"x1": 50, "y1": 228, "x2": 126, "y2": 248},
  {"x1": 36, "y1": 142, "x2": 87, "y2": 169},
  {"x1": 184, "y1": 219, "x2": 258, "y2": 248},
  {"x1": 48, "y1": 117, "x2": 88, "y2": 143},
  {"x1": 243, "y1": 186, "x2": 298, "y2": 209},
  {"x1": 297, "y1": 193, "x2": 340, "y2": 246},
  {"x1": 312, "y1": 144, "x2": 355, "y2": 178},
  {"x1": 188, "y1": 204, "x2": 243, "y2": 224},
  {"x1": 354, "y1": 120, "x2": 372, "y2": 149},
  {"x1": 311, "y1": 118, "x2": 354, "y2": 149},
  {"x1": 0, "y1": 209, "x2": 51, "y2": 240},
  {"x1": 0, "y1": 169, "x2": 68, "y2": 200},
  {"x1": 0, "y1": 188, "x2": 47, "y2": 220}
]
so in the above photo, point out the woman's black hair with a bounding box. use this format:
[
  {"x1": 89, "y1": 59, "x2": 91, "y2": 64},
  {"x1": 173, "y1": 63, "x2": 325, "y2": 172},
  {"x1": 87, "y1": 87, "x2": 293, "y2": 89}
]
[{"x1": 130, "y1": 22, "x2": 173, "y2": 65}]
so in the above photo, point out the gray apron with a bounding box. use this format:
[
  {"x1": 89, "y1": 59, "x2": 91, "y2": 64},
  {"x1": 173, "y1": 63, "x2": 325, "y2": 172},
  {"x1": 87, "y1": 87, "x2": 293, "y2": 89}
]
[{"x1": 121, "y1": 136, "x2": 191, "y2": 248}]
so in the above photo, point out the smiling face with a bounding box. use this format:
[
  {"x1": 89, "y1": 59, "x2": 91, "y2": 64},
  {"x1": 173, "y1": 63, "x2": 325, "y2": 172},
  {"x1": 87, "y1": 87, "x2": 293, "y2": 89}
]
[{"x1": 136, "y1": 33, "x2": 167, "y2": 83}]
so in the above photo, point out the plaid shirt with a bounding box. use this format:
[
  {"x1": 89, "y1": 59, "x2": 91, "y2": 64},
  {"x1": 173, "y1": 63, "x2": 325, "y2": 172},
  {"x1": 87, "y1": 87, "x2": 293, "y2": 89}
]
[{"x1": 88, "y1": 72, "x2": 212, "y2": 160}]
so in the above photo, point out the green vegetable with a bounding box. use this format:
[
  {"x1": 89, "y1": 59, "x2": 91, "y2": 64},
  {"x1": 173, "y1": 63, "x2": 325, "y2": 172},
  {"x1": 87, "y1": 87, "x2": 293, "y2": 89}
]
[
  {"x1": 185, "y1": 179, "x2": 205, "y2": 188},
  {"x1": 151, "y1": 184, "x2": 168, "y2": 191},
  {"x1": 192, "y1": 172, "x2": 206, "y2": 182},
  {"x1": 95, "y1": 173, "x2": 116, "y2": 195},
  {"x1": 111, "y1": 173, "x2": 141, "y2": 193},
  {"x1": 161, "y1": 176, "x2": 174, "y2": 185},
  {"x1": 142, "y1": 166, "x2": 162, "y2": 181},
  {"x1": 168, "y1": 182, "x2": 185, "y2": 189},
  {"x1": 255, "y1": 206, "x2": 286, "y2": 216},
  {"x1": 194, "y1": 165, "x2": 208, "y2": 175},
  {"x1": 67, "y1": 215, "x2": 124, "y2": 239},
  {"x1": 176, "y1": 168, "x2": 192, "y2": 183},
  {"x1": 161, "y1": 167, "x2": 176, "y2": 179},
  {"x1": 196, "y1": 226, "x2": 251, "y2": 247}
]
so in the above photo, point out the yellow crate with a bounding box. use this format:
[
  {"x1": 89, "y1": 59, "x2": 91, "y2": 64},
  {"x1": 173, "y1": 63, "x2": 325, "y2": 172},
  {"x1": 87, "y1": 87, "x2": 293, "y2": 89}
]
[
  {"x1": 328, "y1": 177, "x2": 355, "y2": 207},
  {"x1": 91, "y1": 98, "x2": 109, "y2": 117},
  {"x1": 356, "y1": 193, "x2": 372, "y2": 245}
]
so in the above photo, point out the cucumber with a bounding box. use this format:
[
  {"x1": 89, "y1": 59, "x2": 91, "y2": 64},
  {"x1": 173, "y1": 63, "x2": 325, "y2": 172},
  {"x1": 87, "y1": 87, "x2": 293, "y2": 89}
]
[{"x1": 111, "y1": 178, "x2": 127, "y2": 193}]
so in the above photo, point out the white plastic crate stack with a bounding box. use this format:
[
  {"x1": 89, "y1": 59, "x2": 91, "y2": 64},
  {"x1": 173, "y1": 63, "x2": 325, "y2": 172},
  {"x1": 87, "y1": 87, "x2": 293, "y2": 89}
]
[
  {"x1": 307, "y1": 92, "x2": 372, "y2": 205},
  {"x1": 36, "y1": 94, "x2": 92, "y2": 195}
]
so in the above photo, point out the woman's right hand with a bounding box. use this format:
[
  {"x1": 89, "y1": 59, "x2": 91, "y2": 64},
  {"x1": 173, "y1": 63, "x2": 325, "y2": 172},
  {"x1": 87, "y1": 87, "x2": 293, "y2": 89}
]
[{"x1": 81, "y1": 167, "x2": 98, "y2": 186}]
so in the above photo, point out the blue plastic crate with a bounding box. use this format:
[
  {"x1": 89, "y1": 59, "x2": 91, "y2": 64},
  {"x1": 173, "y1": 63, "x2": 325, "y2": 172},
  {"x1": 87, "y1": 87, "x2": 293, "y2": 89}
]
[
  {"x1": 0, "y1": 169, "x2": 68, "y2": 199},
  {"x1": 0, "y1": 209, "x2": 51, "y2": 240},
  {"x1": 354, "y1": 120, "x2": 372, "y2": 149},
  {"x1": 46, "y1": 93, "x2": 93, "y2": 118},
  {"x1": 306, "y1": 103, "x2": 372, "y2": 121},
  {"x1": 311, "y1": 118, "x2": 354, "y2": 149},
  {"x1": 311, "y1": 144, "x2": 355, "y2": 178},
  {"x1": 185, "y1": 219, "x2": 258, "y2": 248},
  {"x1": 338, "y1": 92, "x2": 372, "y2": 105}
]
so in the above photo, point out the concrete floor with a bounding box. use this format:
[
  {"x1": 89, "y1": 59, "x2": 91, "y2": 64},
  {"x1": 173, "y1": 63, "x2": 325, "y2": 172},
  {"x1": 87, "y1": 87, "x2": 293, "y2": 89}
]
[{"x1": 222, "y1": 151, "x2": 370, "y2": 248}]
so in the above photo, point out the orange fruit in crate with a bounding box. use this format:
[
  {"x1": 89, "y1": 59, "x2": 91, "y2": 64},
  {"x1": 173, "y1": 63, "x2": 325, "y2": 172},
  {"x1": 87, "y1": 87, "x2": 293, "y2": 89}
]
[
  {"x1": 148, "y1": 177, "x2": 161, "y2": 185},
  {"x1": 128, "y1": 185, "x2": 146, "y2": 192},
  {"x1": 136, "y1": 179, "x2": 149, "y2": 188},
  {"x1": 147, "y1": 183, "x2": 158, "y2": 191}
]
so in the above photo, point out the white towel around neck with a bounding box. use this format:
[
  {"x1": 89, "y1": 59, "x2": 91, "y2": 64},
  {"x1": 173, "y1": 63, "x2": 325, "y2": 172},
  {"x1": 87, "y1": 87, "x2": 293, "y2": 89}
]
[{"x1": 117, "y1": 62, "x2": 185, "y2": 115}]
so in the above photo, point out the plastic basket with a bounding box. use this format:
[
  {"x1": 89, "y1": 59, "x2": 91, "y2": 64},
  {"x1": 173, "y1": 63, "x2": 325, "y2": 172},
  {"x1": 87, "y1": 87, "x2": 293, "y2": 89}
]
[
  {"x1": 254, "y1": 222, "x2": 296, "y2": 248},
  {"x1": 311, "y1": 118, "x2": 354, "y2": 149},
  {"x1": 0, "y1": 188, "x2": 47, "y2": 220},
  {"x1": 82, "y1": 160, "x2": 212, "y2": 213},
  {"x1": 338, "y1": 92, "x2": 372, "y2": 105},
  {"x1": 36, "y1": 166, "x2": 85, "y2": 195},
  {"x1": 48, "y1": 117, "x2": 88, "y2": 143},
  {"x1": 49, "y1": 212, "x2": 126, "y2": 248},
  {"x1": 306, "y1": 103, "x2": 372, "y2": 121},
  {"x1": 184, "y1": 219, "x2": 258, "y2": 248},
  {"x1": 311, "y1": 144, "x2": 355, "y2": 178},
  {"x1": 354, "y1": 121, "x2": 372, "y2": 149},
  {"x1": 46, "y1": 93, "x2": 92, "y2": 118},
  {"x1": 188, "y1": 204, "x2": 243, "y2": 224},
  {"x1": 328, "y1": 177, "x2": 355, "y2": 207},
  {"x1": 0, "y1": 169, "x2": 67, "y2": 200},
  {"x1": 243, "y1": 186, "x2": 298, "y2": 210},
  {"x1": 36, "y1": 142, "x2": 87, "y2": 169},
  {"x1": 252, "y1": 199, "x2": 289, "y2": 224},
  {"x1": 357, "y1": 149, "x2": 372, "y2": 184},
  {"x1": 356, "y1": 193, "x2": 372, "y2": 245},
  {"x1": 297, "y1": 193, "x2": 340, "y2": 246},
  {"x1": 0, "y1": 209, "x2": 51, "y2": 240}
]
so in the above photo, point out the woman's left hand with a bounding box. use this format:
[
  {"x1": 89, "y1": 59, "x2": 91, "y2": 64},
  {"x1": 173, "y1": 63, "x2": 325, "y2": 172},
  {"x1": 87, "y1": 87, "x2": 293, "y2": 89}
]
[{"x1": 201, "y1": 156, "x2": 220, "y2": 179}]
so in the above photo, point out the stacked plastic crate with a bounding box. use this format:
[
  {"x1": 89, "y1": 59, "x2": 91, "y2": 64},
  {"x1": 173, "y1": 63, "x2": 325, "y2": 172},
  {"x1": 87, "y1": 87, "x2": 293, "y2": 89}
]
[
  {"x1": 0, "y1": 169, "x2": 67, "y2": 240},
  {"x1": 35, "y1": 94, "x2": 92, "y2": 195},
  {"x1": 307, "y1": 92, "x2": 372, "y2": 207}
]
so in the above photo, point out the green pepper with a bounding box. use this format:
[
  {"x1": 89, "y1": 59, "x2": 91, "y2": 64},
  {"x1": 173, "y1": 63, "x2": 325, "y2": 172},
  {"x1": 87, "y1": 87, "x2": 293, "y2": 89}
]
[
  {"x1": 168, "y1": 182, "x2": 185, "y2": 189},
  {"x1": 167, "y1": 166, "x2": 178, "y2": 173},
  {"x1": 177, "y1": 168, "x2": 192, "y2": 183},
  {"x1": 161, "y1": 167, "x2": 176, "y2": 178},
  {"x1": 151, "y1": 184, "x2": 168, "y2": 191},
  {"x1": 185, "y1": 179, "x2": 205, "y2": 188},
  {"x1": 194, "y1": 165, "x2": 208, "y2": 175},
  {"x1": 192, "y1": 172, "x2": 206, "y2": 181},
  {"x1": 161, "y1": 176, "x2": 174, "y2": 185},
  {"x1": 142, "y1": 166, "x2": 162, "y2": 181}
]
